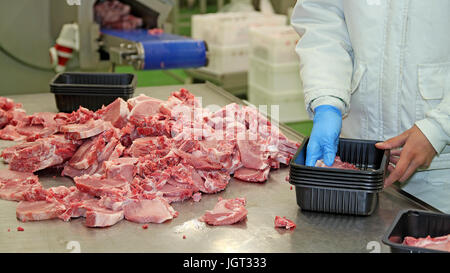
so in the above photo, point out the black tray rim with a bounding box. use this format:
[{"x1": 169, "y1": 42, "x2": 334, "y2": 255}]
[
  {"x1": 51, "y1": 91, "x2": 135, "y2": 96},
  {"x1": 50, "y1": 72, "x2": 137, "y2": 89},
  {"x1": 291, "y1": 181, "x2": 383, "y2": 191},
  {"x1": 289, "y1": 176, "x2": 384, "y2": 190},
  {"x1": 289, "y1": 136, "x2": 389, "y2": 176},
  {"x1": 292, "y1": 183, "x2": 382, "y2": 194},
  {"x1": 381, "y1": 209, "x2": 450, "y2": 253},
  {"x1": 289, "y1": 169, "x2": 385, "y2": 182}
]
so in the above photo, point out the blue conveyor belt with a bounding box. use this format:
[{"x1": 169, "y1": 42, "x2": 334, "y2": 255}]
[{"x1": 101, "y1": 29, "x2": 207, "y2": 70}]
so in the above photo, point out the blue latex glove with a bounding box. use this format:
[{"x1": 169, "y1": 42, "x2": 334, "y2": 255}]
[{"x1": 306, "y1": 105, "x2": 342, "y2": 167}]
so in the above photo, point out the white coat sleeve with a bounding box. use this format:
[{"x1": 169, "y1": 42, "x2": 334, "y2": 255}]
[
  {"x1": 415, "y1": 93, "x2": 450, "y2": 154},
  {"x1": 291, "y1": 0, "x2": 354, "y2": 118}
]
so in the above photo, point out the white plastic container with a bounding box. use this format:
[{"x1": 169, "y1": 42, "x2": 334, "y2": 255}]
[
  {"x1": 247, "y1": 83, "x2": 309, "y2": 123},
  {"x1": 249, "y1": 25, "x2": 300, "y2": 64},
  {"x1": 206, "y1": 44, "x2": 249, "y2": 73},
  {"x1": 248, "y1": 56, "x2": 301, "y2": 91},
  {"x1": 192, "y1": 12, "x2": 287, "y2": 46}
]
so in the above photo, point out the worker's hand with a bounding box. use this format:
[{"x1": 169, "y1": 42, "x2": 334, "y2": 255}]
[
  {"x1": 305, "y1": 105, "x2": 342, "y2": 166},
  {"x1": 375, "y1": 125, "x2": 436, "y2": 187}
]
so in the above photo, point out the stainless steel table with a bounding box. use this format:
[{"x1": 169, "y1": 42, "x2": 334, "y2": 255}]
[{"x1": 0, "y1": 82, "x2": 433, "y2": 253}]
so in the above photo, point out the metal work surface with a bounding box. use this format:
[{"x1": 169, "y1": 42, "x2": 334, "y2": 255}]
[{"x1": 0, "y1": 83, "x2": 432, "y2": 253}]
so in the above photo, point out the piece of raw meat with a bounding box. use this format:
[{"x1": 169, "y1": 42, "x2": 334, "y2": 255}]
[
  {"x1": 96, "y1": 98, "x2": 129, "y2": 129},
  {"x1": 78, "y1": 199, "x2": 124, "y2": 228},
  {"x1": 60, "y1": 119, "x2": 112, "y2": 140},
  {"x1": 127, "y1": 97, "x2": 163, "y2": 122},
  {"x1": 237, "y1": 137, "x2": 269, "y2": 170},
  {"x1": 0, "y1": 169, "x2": 43, "y2": 201},
  {"x1": 74, "y1": 174, "x2": 130, "y2": 198},
  {"x1": 62, "y1": 128, "x2": 121, "y2": 178},
  {"x1": 0, "y1": 169, "x2": 39, "y2": 184},
  {"x1": 103, "y1": 157, "x2": 138, "y2": 182},
  {"x1": 158, "y1": 181, "x2": 194, "y2": 203},
  {"x1": 403, "y1": 235, "x2": 450, "y2": 252},
  {"x1": 274, "y1": 216, "x2": 296, "y2": 230},
  {"x1": 233, "y1": 167, "x2": 270, "y2": 183},
  {"x1": 315, "y1": 156, "x2": 359, "y2": 170},
  {"x1": 199, "y1": 197, "x2": 247, "y2": 226},
  {"x1": 2, "y1": 134, "x2": 81, "y2": 172},
  {"x1": 16, "y1": 200, "x2": 66, "y2": 222},
  {"x1": 123, "y1": 197, "x2": 178, "y2": 224}
]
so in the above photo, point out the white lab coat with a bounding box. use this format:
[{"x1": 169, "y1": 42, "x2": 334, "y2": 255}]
[{"x1": 291, "y1": 0, "x2": 450, "y2": 212}]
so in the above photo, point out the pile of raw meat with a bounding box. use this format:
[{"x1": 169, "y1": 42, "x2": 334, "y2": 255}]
[
  {"x1": 0, "y1": 88, "x2": 300, "y2": 228},
  {"x1": 94, "y1": 0, "x2": 143, "y2": 30}
]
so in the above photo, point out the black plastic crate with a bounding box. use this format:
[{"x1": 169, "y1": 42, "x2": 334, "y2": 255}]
[
  {"x1": 382, "y1": 209, "x2": 450, "y2": 253},
  {"x1": 292, "y1": 184, "x2": 379, "y2": 216},
  {"x1": 50, "y1": 72, "x2": 136, "y2": 112},
  {"x1": 290, "y1": 137, "x2": 389, "y2": 178}
]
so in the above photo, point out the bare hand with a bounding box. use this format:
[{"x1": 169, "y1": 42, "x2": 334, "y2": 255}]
[{"x1": 375, "y1": 125, "x2": 436, "y2": 187}]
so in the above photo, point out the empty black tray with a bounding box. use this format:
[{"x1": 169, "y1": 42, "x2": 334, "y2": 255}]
[
  {"x1": 382, "y1": 209, "x2": 450, "y2": 253},
  {"x1": 50, "y1": 72, "x2": 136, "y2": 112}
]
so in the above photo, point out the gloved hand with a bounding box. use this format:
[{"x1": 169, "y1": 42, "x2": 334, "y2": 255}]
[{"x1": 305, "y1": 105, "x2": 342, "y2": 167}]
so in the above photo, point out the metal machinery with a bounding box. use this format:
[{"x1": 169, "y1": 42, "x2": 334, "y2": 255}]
[{"x1": 0, "y1": 0, "x2": 208, "y2": 94}]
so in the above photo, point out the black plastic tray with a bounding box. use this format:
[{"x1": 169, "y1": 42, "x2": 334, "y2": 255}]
[
  {"x1": 292, "y1": 184, "x2": 379, "y2": 216},
  {"x1": 289, "y1": 169, "x2": 384, "y2": 183},
  {"x1": 290, "y1": 137, "x2": 389, "y2": 178},
  {"x1": 50, "y1": 72, "x2": 136, "y2": 112},
  {"x1": 289, "y1": 175, "x2": 384, "y2": 191},
  {"x1": 382, "y1": 209, "x2": 450, "y2": 253}
]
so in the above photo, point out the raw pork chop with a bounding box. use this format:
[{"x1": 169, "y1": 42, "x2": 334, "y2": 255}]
[
  {"x1": 274, "y1": 216, "x2": 296, "y2": 230},
  {"x1": 237, "y1": 138, "x2": 269, "y2": 170},
  {"x1": 128, "y1": 97, "x2": 163, "y2": 122},
  {"x1": 403, "y1": 235, "x2": 450, "y2": 252},
  {"x1": 16, "y1": 200, "x2": 66, "y2": 222},
  {"x1": 96, "y1": 98, "x2": 129, "y2": 129},
  {"x1": 0, "y1": 169, "x2": 39, "y2": 184},
  {"x1": 103, "y1": 157, "x2": 138, "y2": 182},
  {"x1": 315, "y1": 156, "x2": 359, "y2": 170},
  {"x1": 60, "y1": 119, "x2": 112, "y2": 140},
  {"x1": 1, "y1": 134, "x2": 81, "y2": 172},
  {"x1": 74, "y1": 174, "x2": 130, "y2": 198},
  {"x1": 123, "y1": 197, "x2": 178, "y2": 223},
  {"x1": 79, "y1": 199, "x2": 124, "y2": 228},
  {"x1": 233, "y1": 167, "x2": 270, "y2": 183},
  {"x1": 199, "y1": 197, "x2": 247, "y2": 226},
  {"x1": 62, "y1": 129, "x2": 122, "y2": 178},
  {"x1": 0, "y1": 169, "x2": 43, "y2": 201}
]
